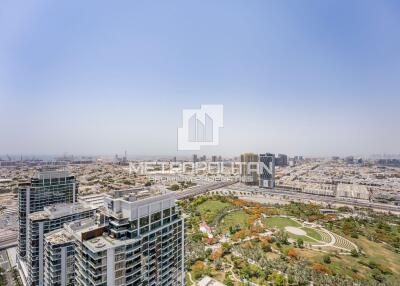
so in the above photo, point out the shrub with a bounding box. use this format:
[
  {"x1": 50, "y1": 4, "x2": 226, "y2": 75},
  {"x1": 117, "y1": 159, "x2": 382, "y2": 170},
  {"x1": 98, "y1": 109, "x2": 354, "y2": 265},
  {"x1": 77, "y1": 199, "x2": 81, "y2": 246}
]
[
  {"x1": 192, "y1": 261, "x2": 206, "y2": 279},
  {"x1": 371, "y1": 269, "x2": 385, "y2": 282},
  {"x1": 350, "y1": 249, "x2": 359, "y2": 257},
  {"x1": 287, "y1": 248, "x2": 298, "y2": 258},
  {"x1": 297, "y1": 238, "x2": 304, "y2": 248},
  {"x1": 312, "y1": 263, "x2": 330, "y2": 274},
  {"x1": 323, "y1": 255, "x2": 331, "y2": 264},
  {"x1": 223, "y1": 276, "x2": 234, "y2": 286}
]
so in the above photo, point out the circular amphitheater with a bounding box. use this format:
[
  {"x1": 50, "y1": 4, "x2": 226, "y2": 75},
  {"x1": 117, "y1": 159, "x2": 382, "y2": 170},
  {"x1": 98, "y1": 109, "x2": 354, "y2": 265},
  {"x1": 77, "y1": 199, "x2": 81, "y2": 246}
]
[
  {"x1": 306, "y1": 228, "x2": 358, "y2": 253},
  {"x1": 265, "y1": 216, "x2": 358, "y2": 254},
  {"x1": 312, "y1": 228, "x2": 358, "y2": 252}
]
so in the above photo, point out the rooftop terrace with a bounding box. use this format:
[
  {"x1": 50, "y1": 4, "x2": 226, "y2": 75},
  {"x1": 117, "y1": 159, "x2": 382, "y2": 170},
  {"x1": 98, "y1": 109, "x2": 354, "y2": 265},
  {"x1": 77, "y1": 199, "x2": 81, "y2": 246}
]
[
  {"x1": 45, "y1": 229, "x2": 74, "y2": 245},
  {"x1": 29, "y1": 202, "x2": 96, "y2": 221}
]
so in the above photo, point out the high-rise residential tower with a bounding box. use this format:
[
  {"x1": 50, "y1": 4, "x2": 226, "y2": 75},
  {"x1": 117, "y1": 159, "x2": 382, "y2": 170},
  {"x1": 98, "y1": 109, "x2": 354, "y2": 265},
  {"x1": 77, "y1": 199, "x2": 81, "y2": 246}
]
[
  {"x1": 44, "y1": 189, "x2": 185, "y2": 286},
  {"x1": 25, "y1": 202, "x2": 97, "y2": 286},
  {"x1": 240, "y1": 153, "x2": 259, "y2": 185},
  {"x1": 276, "y1": 154, "x2": 288, "y2": 166},
  {"x1": 44, "y1": 228, "x2": 76, "y2": 286},
  {"x1": 18, "y1": 171, "x2": 78, "y2": 260},
  {"x1": 259, "y1": 153, "x2": 275, "y2": 188}
]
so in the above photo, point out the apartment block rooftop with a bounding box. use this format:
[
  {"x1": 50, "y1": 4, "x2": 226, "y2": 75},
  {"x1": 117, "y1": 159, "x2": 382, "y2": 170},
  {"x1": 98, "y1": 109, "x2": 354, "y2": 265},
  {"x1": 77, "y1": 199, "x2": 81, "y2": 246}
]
[
  {"x1": 104, "y1": 188, "x2": 176, "y2": 220},
  {"x1": 45, "y1": 228, "x2": 75, "y2": 245},
  {"x1": 106, "y1": 187, "x2": 165, "y2": 201},
  {"x1": 64, "y1": 218, "x2": 116, "y2": 252},
  {"x1": 35, "y1": 170, "x2": 71, "y2": 180},
  {"x1": 17, "y1": 170, "x2": 75, "y2": 187},
  {"x1": 29, "y1": 202, "x2": 97, "y2": 221}
]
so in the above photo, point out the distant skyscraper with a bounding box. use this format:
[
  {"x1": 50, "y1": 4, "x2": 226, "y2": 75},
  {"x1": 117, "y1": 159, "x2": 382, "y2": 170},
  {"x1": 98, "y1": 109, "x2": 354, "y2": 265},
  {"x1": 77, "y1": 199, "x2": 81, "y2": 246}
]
[
  {"x1": 44, "y1": 190, "x2": 185, "y2": 286},
  {"x1": 18, "y1": 171, "x2": 78, "y2": 260},
  {"x1": 259, "y1": 153, "x2": 275, "y2": 188},
  {"x1": 193, "y1": 154, "x2": 198, "y2": 163},
  {"x1": 345, "y1": 156, "x2": 354, "y2": 164},
  {"x1": 240, "y1": 153, "x2": 259, "y2": 185},
  {"x1": 294, "y1": 156, "x2": 304, "y2": 163},
  {"x1": 211, "y1": 155, "x2": 217, "y2": 162},
  {"x1": 276, "y1": 154, "x2": 288, "y2": 166}
]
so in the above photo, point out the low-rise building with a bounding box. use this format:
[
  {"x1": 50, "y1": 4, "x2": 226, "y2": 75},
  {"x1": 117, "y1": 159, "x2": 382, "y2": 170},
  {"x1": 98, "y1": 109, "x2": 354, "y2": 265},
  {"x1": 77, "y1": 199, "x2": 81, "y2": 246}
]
[{"x1": 336, "y1": 184, "x2": 370, "y2": 200}]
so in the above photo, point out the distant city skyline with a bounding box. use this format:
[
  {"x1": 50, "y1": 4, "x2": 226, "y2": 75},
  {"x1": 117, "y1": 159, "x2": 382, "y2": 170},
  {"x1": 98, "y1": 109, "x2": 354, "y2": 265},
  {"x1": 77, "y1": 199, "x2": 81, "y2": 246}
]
[{"x1": 1, "y1": 1, "x2": 399, "y2": 157}]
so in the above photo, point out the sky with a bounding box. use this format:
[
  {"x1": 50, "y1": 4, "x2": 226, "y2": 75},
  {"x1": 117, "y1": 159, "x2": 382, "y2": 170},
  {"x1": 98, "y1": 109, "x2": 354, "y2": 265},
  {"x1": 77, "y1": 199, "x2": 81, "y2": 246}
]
[{"x1": 1, "y1": 0, "x2": 399, "y2": 158}]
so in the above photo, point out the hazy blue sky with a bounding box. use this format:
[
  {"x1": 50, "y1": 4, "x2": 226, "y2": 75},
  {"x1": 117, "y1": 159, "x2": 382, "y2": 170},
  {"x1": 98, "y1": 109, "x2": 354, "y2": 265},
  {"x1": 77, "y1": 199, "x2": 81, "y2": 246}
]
[{"x1": 1, "y1": 0, "x2": 399, "y2": 157}]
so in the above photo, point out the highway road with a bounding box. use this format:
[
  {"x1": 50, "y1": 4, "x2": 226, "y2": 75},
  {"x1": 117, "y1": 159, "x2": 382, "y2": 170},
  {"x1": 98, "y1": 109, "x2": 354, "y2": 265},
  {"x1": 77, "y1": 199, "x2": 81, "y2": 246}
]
[
  {"x1": 176, "y1": 182, "x2": 400, "y2": 213},
  {"x1": 268, "y1": 187, "x2": 400, "y2": 213},
  {"x1": 0, "y1": 233, "x2": 18, "y2": 250},
  {"x1": 176, "y1": 181, "x2": 237, "y2": 200}
]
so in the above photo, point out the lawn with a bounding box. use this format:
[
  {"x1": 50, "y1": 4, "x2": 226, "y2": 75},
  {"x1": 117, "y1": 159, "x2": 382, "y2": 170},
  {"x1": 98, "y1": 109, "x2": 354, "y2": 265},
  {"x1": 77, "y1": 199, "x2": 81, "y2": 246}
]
[
  {"x1": 354, "y1": 236, "x2": 400, "y2": 276},
  {"x1": 264, "y1": 216, "x2": 301, "y2": 229},
  {"x1": 302, "y1": 227, "x2": 322, "y2": 241},
  {"x1": 299, "y1": 247, "x2": 381, "y2": 282},
  {"x1": 220, "y1": 210, "x2": 250, "y2": 233},
  {"x1": 197, "y1": 200, "x2": 231, "y2": 223},
  {"x1": 287, "y1": 233, "x2": 316, "y2": 243}
]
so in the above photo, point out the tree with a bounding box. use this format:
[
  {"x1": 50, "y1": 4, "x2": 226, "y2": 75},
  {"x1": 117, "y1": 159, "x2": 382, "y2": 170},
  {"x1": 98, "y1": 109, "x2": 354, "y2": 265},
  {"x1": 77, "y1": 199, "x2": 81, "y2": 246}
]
[
  {"x1": 215, "y1": 259, "x2": 223, "y2": 270},
  {"x1": 192, "y1": 232, "x2": 203, "y2": 242},
  {"x1": 297, "y1": 237, "x2": 304, "y2": 248},
  {"x1": 168, "y1": 184, "x2": 180, "y2": 191},
  {"x1": 0, "y1": 267, "x2": 5, "y2": 286},
  {"x1": 224, "y1": 276, "x2": 234, "y2": 286},
  {"x1": 371, "y1": 269, "x2": 384, "y2": 283},
  {"x1": 221, "y1": 242, "x2": 231, "y2": 254},
  {"x1": 210, "y1": 248, "x2": 223, "y2": 261},
  {"x1": 11, "y1": 267, "x2": 22, "y2": 286},
  {"x1": 276, "y1": 230, "x2": 289, "y2": 244},
  {"x1": 268, "y1": 272, "x2": 287, "y2": 286},
  {"x1": 261, "y1": 240, "x2": 272, "y2": 252},
  {"x1": 192, "y1": 261, "x2": 206, "y2": 279},
  {"x1": 350, "y1": 231, "x2": 358, "y2": 238},
  {"x1": 323, "y1": 255, "x2": 331, "y2": 264},
  {"x1": 350, "y1": 249, "x2": 358, "y2": 257},
  {"x1": 312, "y1": 263, "x2": 330, "y2": 274},
  {"x1": 287, "y1": 248, "x2": 298, "y2": 258}
]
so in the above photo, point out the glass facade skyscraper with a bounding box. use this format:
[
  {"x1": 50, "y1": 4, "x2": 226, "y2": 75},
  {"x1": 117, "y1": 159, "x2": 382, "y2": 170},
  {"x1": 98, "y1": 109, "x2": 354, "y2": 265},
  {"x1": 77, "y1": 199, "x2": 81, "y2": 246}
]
[{"x1": 259, "y1": 153, "x2": 275, "y2": 188}]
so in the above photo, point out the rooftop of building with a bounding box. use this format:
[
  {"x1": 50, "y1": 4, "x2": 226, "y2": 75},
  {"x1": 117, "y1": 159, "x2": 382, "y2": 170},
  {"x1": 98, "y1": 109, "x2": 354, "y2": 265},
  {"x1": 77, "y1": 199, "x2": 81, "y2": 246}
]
[
  {"x1": 65, "y1": 218, "x2": 98, "y2": 232},
  {"x1": 85, "y1": 233, "x2": 124, "y2": 252},
  {"x1": 29, "y1": 202, "x2": 96, "y2": 221},
  {"x1": 45, "y1": 228, "x2": 75, "y2": 245},
  {"x1": 63, "y1": 218, "x2": 131, "y2": 252},
  {"x1": 34, "y1": 170, "x2": 71, "y2": 180},
  {"x1": 18, "y1": 170, "x2": 75, "y2": 187},
  {"x1": 106, "y1": 187, "x2": 167, "y2": 202}
]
